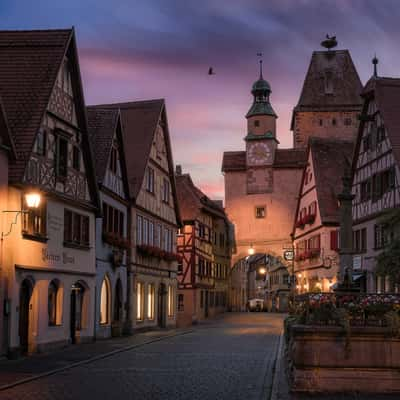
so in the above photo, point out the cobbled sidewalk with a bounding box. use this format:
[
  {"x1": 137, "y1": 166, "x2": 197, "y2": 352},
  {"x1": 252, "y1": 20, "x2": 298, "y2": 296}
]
[{"x1": 0, "y1": 326, "x2": 193, "y2": 389}]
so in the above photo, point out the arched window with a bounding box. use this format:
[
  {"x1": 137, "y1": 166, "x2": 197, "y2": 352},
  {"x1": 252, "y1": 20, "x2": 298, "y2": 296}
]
[
  {"x1": 100, "y1": 277, "x2": 110, "y2": 324},
  {"x1": 48, "y1": 280, "x2": 58, "y2": 326}
]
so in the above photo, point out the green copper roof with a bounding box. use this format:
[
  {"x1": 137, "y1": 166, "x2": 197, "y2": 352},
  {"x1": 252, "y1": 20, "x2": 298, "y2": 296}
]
[
  {"x1": 246, "y1": 101, "x2": 277, "y2": 118},
  {"x1": 252, "y1": 78, "x2": 271, "y2": 93},
  {"x1": 244, "y1": 132, "x2": 278, "y2": 141}
]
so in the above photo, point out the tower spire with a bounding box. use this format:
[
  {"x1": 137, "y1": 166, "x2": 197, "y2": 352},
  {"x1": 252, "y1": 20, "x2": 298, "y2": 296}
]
[
  {"x1": 257, "y1": 52, "x2": 263, "y2": 79},
  {"x1": 372, "y1": 54, "x2": 379, "y2": 78}
]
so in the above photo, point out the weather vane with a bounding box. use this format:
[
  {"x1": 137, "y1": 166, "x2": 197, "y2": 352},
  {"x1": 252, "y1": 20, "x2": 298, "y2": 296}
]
[{"x1": 257, "y1": 52, "x2": 263, "y2": 78}]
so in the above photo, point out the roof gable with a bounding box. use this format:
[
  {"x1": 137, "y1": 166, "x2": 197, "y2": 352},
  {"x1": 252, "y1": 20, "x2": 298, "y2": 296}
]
[
  {"x1": 295, "y1": 50, "x2": 363, "y2": 111},
  {"x1": 0, "y1": 29, "x2": 72, "y2": 182}
]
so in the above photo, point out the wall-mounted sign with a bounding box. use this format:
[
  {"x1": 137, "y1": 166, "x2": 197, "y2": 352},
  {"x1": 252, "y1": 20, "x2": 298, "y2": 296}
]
[
  {"x1": 353, "y1": 255, "x2": 362, "y2": 271},
  {"x1": 284, "y1": 250, "x2": 294, "y2": 261}
]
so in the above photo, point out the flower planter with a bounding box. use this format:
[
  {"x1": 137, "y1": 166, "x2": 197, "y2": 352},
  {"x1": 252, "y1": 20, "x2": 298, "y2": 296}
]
[{"x1": 286, "y1": 324, "x2": 400, "y2": 393}]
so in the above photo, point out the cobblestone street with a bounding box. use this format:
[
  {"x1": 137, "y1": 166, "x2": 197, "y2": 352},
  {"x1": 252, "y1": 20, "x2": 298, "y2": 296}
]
[{"x1": 0, "y1": 313, "x2": 283, "y2": 400}]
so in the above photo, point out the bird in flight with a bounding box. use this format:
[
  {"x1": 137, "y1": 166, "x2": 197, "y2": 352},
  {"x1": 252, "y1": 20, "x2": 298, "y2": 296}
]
[{"x1": 208, "y1": 67, "x2": 215, "y2": 75}]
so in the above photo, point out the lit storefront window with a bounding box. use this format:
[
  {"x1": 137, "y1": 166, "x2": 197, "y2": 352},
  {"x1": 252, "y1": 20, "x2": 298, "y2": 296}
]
[
  {"x1": 168, "y1": 285, "x2": 174, "y2": 317},
  {"x1": 147, "y1": 284, "x2": 155, "y2": 320},
  {"x1": 136, "y1": 282, "x2": 144, "y2": 321}
]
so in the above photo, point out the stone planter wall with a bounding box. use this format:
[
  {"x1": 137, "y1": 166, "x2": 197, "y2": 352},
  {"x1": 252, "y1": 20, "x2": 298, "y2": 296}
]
[{"x1": 287, "y1": 324, "x2": 400, "y2": 393}]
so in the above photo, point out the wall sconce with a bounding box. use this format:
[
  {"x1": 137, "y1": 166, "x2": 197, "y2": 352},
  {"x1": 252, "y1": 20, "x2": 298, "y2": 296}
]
[
  {"x1": 1, "y1": 191, "x2": 42, "y2": 239},
  {"x1": 258, "y1": 267, "x2": 266, "y2": 274},
  {"x1": 248, "y1": 244, "x2": 255, "y2": 255}
]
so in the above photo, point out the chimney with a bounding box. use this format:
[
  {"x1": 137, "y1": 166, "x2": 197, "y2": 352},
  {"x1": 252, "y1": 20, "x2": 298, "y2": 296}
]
[{"x1": 175, "y1": 165, "x2": 182, "y2": 175}]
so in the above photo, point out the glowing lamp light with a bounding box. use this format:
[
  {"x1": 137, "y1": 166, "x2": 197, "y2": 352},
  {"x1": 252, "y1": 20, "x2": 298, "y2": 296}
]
[
  {"x1": 316, "y1": 282, "x2": 322, "y2": 289},
  {"x1": 25, "y1": 192, "x2": 41, "y2": 209},
  {"x1": 259, "y1": 267, "x2": 266, "y2": 275},
  {"x1": 248, "y1": 245, "x2": 255, "y2": 255},
  {"x1": 297, "y1": 273, "x2": 302, "y2": 278}
]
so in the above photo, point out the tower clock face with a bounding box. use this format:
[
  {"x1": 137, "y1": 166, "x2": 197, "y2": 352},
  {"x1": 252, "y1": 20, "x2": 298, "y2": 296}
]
[{"x1": 248, "y1": 142, "x2": 271, "y2": 165}]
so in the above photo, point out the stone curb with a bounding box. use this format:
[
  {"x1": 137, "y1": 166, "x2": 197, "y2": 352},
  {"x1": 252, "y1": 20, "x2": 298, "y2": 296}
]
[
  {"x1": 270, "y1": 331, "x2": 284, "y2": 400},
  {"x1": 0, "y1": 329, "x2": 194, "y2": 392}
]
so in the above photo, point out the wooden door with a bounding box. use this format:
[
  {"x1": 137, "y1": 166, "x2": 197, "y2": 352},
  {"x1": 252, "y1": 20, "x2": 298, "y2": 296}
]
[{"x1": 18, "y1": 280, "x2": 32, "y2": 354}]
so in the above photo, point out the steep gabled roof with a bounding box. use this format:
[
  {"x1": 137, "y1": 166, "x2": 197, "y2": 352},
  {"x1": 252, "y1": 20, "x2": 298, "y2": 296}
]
[
  {"x1": 87, "y1": 107, "x2": 130, "y2": 199},
  {"x1": 176, "y1": 173, "x2": 226, "y2": 222},
  {"x1": 0, "y1": 29, "x2": 72, "y2": 181},
  {"x1": 352, "y1": 77, "x2": 400, "y2": 181},
  {"x1": 90, "y1": 99, "x2": 181, "y2": 224},
  {"x1": 293, "y1": 137, "x2": 354, "y2": 232},
  {"x1": 294, "y1": 50, "x2": 363, "y2": 112},
  {"x1": 221, "y1": 148, "x2": 307, "y2": 172}
]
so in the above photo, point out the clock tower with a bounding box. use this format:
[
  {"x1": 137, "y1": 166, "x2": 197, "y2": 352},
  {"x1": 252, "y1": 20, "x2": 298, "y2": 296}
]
[{"x1": 245, "y1": 61, "x2": 278, "y2": 167}]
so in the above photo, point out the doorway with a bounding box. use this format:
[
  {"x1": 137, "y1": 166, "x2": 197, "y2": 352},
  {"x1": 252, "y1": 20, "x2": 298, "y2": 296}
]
[
  {"x1": 204, "y1": 290, "x2": 209, "y2": 318},
  {"x1": 114, "y1": 279, "x2": 123, "y2": 323},
  {"x1": 18, "y1": 279, "x2": 33, "y2": 354},
  {"x1": 158, "y1": 283, "x2": 167, "y2": 328},
  {"x1": 70, "y1": 283, "x2": 84, "y2": 344}
]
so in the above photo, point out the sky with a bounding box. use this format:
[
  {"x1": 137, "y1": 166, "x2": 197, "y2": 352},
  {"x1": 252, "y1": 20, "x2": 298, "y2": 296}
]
[{"x1": 2, "y1": 0, "x2": 400, "y2": 200}]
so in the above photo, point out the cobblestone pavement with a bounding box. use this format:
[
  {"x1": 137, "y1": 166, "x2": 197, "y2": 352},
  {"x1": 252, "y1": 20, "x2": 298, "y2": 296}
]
[{"x1": 0, "y1": 313, "x2": 283, "y2": 400}]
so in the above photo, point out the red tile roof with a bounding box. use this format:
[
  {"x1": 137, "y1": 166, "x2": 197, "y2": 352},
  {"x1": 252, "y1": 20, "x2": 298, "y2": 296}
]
[
  {"x1": 87, "y1": 107, "x2": 120, "y2": 184},
  {"x1": 294, "y1": 50, "x2": 362, "y2": 111},
  {"x1": 221, "y1": 148, "x2": 307, "y2": 172},
  {"x1": 176, "y1": 173, "x2": 226, "y2": 221},
  {"x1": 311, "y1": 137, "x2": 354, "y2": 224},
  {"x1": 0, "y1": 29, "x2": 72, "y2": 182}
]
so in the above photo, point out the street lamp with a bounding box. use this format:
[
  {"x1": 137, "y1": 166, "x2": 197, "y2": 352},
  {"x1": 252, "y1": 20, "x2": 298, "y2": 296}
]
[{"x1": 1, "y1": 190, "x2": 42, "y2": 239}]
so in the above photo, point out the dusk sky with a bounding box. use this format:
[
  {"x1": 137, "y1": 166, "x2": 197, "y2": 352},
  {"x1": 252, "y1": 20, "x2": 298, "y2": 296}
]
[{"x1": 2, "y1": 0, "x2": 400, "y2": 200}]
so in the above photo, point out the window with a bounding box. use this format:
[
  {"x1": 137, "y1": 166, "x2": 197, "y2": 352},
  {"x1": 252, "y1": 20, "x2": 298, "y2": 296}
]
[
  {"x1": 146, "y1": 167, "x2": 155, "y2": 193},
  {"x1": 374, "y1": 225, "x2": 389, "y2": 249},
  {"x1": 163, "y1": 227, "x2": 173, "y2": 251},
  {"x1": 330, "y1": 230, "x2": 339, "y2": 251},
  {"x1": 308, "y1": 201, "x2": 317, "y2": 217},
  {"x1": 72, "y1": 146, "x2": 80, "y2": 171},
  {"x1": 22, "y1": 198, "x2": 47, "y2": 238},
  {"x1": 136, "y1": 215, "x2": 143, "y2": 245},
  {"x1": 198, "y1": 223, "x2": 206, "y2": 239},
  {"x1": 56, "y1": 136, "x2": 68, "y2": 178},
  {"x1": 168, "y1": 285, "x2": 174, "y2": 317},
  {"x1": 178, "y1": 294, "x2": 184, "y2": 311},
  {"x1": 149, "y1": 221, "x2": 154, "y2": 246},
  {"x1": 162, "y1": 179, "x2": 170, "y2": 203},
  {"x1": 319, "y1": 119, "x2": 323, "y2": 127},
  {"x1": 36, "y1": 129, "x2": 46, "y2": 156},
  {"x1": 103, "y1": 203, "x2": 124, "y2": 237},
  {"x1": 255, "y1": 206, "x2": 266, "y2": 218},
  {"x1": 254, "y1": 120, "x2": 260, "y2": 127},
  {"x1": 219, "y1": 233, "x2": 225, "y2": 248},
  {"x1": 100, "y1": 277, "x2": 110, "y2": 325},
  {"x1": 48, "y1": 280, "x2": 59, "y2": 326},
  {"x1": 363, "y1": 134, "x2": 371, "y2": 152},
  {"x1": 155, "y1": 224, "x2": 162, "y2": 248},
  {"x1": 344, "y1": 118, "x2": 352, "y2": 126},
  {"x1": 324, "y1": 70, "x2": 333, "y2": 94},
  {"x1": 136, "y1": 282, "x2": 144, "y2": 321},
  {"x1": 332, "y1": 118, "x2": 337, "y2": 126},
  {"x1": 110, "y1": 145, "x2": 118, "y2": 174},
  {"x1": 143, "y1": 218, "x2": 149, "y2": 245},
  {"x1": 177, "y1": 261, "x2": 183, "y2": 273},
  {"x1": 360, "y1": 179, "x2": 372, "y2": 202},
  {"x1": 200, "y1": 290, "x2": 204, "y2": 308},
  {"x1": 147, "y1": 284, "x2": 155, "y2": 320},
  {"x1": 64, "y1": 209, "x2": 90, "y2": 247}
]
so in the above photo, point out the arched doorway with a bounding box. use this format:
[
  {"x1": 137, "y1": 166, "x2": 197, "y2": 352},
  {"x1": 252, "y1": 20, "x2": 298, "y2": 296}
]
[
  {"x1": 113, "y1": 279, "x2": 123, "y2": 323},
  {"x1": 70, "y1": 282, "x2": 85, "y2": 344},
  {"x1": 19, "y1": 279, "x2": 33, "y2": 354},
  {"x1": 158, "y1": 283, "x2": 167, "y2": 328}
]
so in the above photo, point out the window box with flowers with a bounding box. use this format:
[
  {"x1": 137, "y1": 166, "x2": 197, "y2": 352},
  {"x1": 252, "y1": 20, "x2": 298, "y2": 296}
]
[
  {"x1": 102, "y1": 232, "x2": 130, "y2": 250},
  {"x1": 136, "y1": 244, "x2": 182, "y2": 263}
]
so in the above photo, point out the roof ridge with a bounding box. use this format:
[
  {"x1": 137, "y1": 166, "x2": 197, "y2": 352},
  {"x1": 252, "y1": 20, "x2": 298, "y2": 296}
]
[
  {"x1": 0, "y1": 28, "x2": 73, "y2": 33},
  {"x1": 89, "y1": 99, "x2": 165, "y2": 108}
]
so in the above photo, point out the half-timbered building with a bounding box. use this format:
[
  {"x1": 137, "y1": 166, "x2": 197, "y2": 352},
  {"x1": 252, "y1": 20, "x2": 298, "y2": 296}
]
[
  {"x1": 351, "y1": 75, "x2": 400, "y2": 293},
  {"x1": 0, "y1": 29, "x2": 100, "y2": 356},
  {"x1": 293, "y1": 137, "x2": 354, "y2": 293},
  {"x1": 87, "y1": 108, "x2": 130, "y2": 338},
  {"x1": 175, "y1": 170, "x2": 231, "y2": 326},
  {"x1": 91, "y1": 99, "x2": 181, "y2": 331}
]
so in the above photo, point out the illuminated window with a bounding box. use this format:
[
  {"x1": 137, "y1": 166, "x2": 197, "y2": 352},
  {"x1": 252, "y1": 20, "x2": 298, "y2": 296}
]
[
  {"x1": 168, "y1": 285, "x2": 174, "y2": 317},
  {"x1": 48, "y1": 280, "x2": 58, "y2": 326},
  {"x1": 100, "y1": 277, "x2": 110, "y2": 325},
  {"x1": 255, "y1": 206, "x2": 266, "y2": 219},
  {"x1": 136, "y1": 282, "x2": 144, "y2": 321},
  {"x1": 22, "y1": 198, "x2": 47, "y2": 238},
  {"x1": 147, "y1": 284, "x2": 155, "y2": 320}
]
